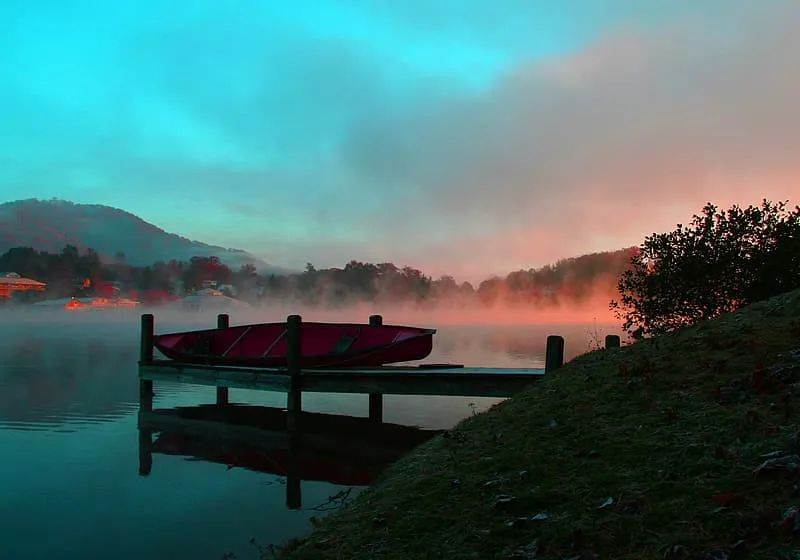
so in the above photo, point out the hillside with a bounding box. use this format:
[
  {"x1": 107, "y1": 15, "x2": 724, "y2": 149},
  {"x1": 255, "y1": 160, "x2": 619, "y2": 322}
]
[
  {"x1": 0, "y1": 199, "x2": 282, "y2": 272},
  {"x1": 284, "y1": 289, "x2": 800, "y2": 559}
]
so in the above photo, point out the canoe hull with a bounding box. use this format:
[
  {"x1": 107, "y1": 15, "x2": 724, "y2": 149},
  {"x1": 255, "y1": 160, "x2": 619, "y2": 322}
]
[{"x1": 154, "y1": 322, "x2": 435, "y2": 368}]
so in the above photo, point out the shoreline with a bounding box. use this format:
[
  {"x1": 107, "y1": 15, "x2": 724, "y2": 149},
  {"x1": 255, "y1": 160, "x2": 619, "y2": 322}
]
[{"x1": 281, "y1": 289, "x2": 800, "y2": 559}]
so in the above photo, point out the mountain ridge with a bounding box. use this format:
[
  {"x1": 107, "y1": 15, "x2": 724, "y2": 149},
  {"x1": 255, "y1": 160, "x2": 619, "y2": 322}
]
[{"x1": 0, "y1": 198, "x2": 284, "y2": 272}]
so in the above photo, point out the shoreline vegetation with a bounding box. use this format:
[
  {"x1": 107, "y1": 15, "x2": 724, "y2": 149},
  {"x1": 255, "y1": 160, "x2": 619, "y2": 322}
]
[
  {"x1": 0, "y1": 244, "x2": 632, "y2": 310},
  {"x1": 281, "y1": 288, "x2": 800, "y2": 559}
]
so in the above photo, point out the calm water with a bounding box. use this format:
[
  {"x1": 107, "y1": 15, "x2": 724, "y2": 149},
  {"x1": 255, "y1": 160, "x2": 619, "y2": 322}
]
[{"x1": 0, "y1": 311, "x2": 615, "y2": 560}]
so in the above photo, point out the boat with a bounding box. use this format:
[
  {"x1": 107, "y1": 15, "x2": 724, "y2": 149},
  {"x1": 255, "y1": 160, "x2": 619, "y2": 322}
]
[{"x1": 154, "y1": 321, "x2": 435, "y2": 367}]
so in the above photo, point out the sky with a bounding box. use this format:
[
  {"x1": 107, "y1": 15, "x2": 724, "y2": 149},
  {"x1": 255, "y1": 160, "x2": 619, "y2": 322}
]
[{"x1": 2, "y1": 1, "x2": 799, "y2": 280}]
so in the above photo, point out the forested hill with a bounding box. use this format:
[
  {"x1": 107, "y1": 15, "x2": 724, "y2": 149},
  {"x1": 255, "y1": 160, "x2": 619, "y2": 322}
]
[{"x1": 0, "y1": 199, "x2": 280, "y2": 272}]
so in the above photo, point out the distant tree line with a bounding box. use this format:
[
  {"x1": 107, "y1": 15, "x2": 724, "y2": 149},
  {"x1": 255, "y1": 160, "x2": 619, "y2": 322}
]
[{"x1": 0, "y1": 244, "x2": 633, "y2": 307}]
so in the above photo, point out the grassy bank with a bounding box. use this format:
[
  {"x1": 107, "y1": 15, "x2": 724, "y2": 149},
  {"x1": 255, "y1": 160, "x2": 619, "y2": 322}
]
[{"x1": 283, "y1": 289, "x2": 800, "y2": 559}]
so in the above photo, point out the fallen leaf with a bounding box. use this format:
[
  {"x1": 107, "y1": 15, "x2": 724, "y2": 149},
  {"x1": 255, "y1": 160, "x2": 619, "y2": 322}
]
[
  {"x1": 597, "y1": 497, "x2": 614, "y2": 509},
  {"x1": 753, "y1": 454, "x2": 800, "y2": 476},
  {"x1": 712, "y1": 492, "x2": 745, "y2": 507}
]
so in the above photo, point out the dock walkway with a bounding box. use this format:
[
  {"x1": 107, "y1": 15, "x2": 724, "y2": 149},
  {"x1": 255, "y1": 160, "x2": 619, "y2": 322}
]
[{"x1": 137, "y1": 314, "x2": 567, "y2": 421}]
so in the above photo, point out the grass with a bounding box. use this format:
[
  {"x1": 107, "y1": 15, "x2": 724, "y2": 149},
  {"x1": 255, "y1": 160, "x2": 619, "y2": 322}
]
[{"x1": 281, "y1": 289, "x2": 800, "y2": 559}]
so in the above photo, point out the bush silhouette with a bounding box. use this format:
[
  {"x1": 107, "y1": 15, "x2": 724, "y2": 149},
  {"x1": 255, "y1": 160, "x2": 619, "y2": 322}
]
[{"x1": 613, "y1": 200, "x2": 800, "y2": 337}]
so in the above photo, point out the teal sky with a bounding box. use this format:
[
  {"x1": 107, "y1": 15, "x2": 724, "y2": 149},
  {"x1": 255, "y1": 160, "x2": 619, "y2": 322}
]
[{"x1": 2, "y1": 1, "x2": 798, "y2": 279}]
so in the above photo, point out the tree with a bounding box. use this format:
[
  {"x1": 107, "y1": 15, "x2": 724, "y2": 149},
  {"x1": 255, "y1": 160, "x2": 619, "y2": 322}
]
[{"x1": 613, "y1": 201, "x2": 800, "y2": 337}]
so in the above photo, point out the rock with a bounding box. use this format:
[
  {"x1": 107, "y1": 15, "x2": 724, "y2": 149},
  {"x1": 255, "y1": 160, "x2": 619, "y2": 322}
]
[{"x1": 753, "y1": 454, "x2": 800, "y2": 476}]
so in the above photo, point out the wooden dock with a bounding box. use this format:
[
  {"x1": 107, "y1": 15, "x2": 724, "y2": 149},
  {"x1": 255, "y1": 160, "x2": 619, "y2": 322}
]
[
  {"x1": 138, "y1": 313, "x2": 559, "y2": 421},
  {"x1": 140, "y1": 360, "x2": 545, "y2": 397}
]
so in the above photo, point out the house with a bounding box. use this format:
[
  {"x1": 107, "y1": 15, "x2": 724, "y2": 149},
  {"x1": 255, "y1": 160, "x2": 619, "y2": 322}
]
[{"x1": 0, "y1": 273, "x2": 46, "y2": 299}]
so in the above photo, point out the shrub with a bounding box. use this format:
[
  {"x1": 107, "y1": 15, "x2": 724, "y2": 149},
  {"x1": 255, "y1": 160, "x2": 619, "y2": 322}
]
[{"x1": 613, "y1": 200, "x2": 800, "y2": 337}]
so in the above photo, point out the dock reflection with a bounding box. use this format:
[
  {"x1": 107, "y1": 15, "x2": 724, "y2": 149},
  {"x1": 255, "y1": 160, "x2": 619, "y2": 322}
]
[{"x1": 138, "y1": 404, "x2": 440, "y2": 508}]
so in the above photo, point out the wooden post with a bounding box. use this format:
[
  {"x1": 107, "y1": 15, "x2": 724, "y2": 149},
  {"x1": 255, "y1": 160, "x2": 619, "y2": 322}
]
[
  {"x1": 217, "y1": 313, "x2": 229, "y2": 329},
  {"x1": 216, "y1": 314, "x2": 230, "y2": 405},
  {"x1": 286, "y1": 315, "x2": 302, "y2": 431},
  {"x1": 369, "y1": 393, "x2": 383, "y2": 423},
  {"x1": 140, "y1": 314, "x2": 154, "y2": 363},
  {"x1": 545, "y1": 335, "x2": 564, "y2": 373},
  {"x1": 605, "y1": 334, "x2": 621, "y2": 349},
  {"x1": 139, "y1": 314, "x2": 154, "y2": 408},
  {"x1": 286, "y1": 315, "x2": 303, "y2": 507},
  {"x1": 368, "y1": 314, "x2": 384, "y2": 421}
]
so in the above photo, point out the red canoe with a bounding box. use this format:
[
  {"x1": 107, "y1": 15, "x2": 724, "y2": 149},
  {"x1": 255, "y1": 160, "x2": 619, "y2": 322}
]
[{"x1": 154, "y1": 322, "x2": 435, "y2": 367}]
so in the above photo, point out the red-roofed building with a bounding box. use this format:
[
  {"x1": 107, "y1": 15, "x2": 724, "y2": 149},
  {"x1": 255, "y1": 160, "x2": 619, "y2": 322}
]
[{"x1": 0, "y1": 273, "x2": 47, "y2": 299}]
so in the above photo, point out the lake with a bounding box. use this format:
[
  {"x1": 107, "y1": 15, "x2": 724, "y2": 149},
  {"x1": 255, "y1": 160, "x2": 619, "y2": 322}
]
[{"x1": 0, "y1": 311, "x2": 618, "y2": 560}]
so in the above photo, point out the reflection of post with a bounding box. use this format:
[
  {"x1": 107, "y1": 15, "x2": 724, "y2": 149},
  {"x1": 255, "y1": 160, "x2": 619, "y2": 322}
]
[
  {"x1": 368, "y1": 315, "x2": 384, "y2": 422},
  {"x1": 138, "y1": 428, "x2": 153, "y2": 476},
  {"x1": 286, "y1": 430, "x2": 302, "y2": 509},
  {"x1": 216, "y1": 314, "x2": 230, "y2": 406},
  {"x1": 140, "y1": 314, "x2": 154, "y2": 412},
  {"x1": 286, "y1": 315, "x2": 302, "y2": 432}
]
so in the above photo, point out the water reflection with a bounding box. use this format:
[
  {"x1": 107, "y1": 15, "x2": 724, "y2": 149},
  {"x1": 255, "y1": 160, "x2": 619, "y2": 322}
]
[
  {"x1": 139, "y1": 404, "x2": 440, "y2": 509},
  {"x1": 0, "y1": 315, "x2": 620, "y2": 559}
]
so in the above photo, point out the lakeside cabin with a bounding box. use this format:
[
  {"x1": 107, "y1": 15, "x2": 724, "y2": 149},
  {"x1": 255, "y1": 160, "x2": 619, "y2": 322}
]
[{"x1": 0, "y1": 272, "x2": 46, "y2": 299}]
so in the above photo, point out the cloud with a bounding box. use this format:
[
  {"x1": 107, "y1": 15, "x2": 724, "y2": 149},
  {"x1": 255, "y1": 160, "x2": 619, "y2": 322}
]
[
  {"x1": 340, "y1": 3, "x2": 800, "y2": 278},
  {"x1": 3, "y1": 1, "x2": 799, "y2": 281}
]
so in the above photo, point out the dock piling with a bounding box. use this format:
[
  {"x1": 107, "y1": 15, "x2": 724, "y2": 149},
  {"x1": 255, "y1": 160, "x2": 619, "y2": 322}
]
[
  {"x1": 217, "y1": 314, "x2": 230, "y2": 329},
  {"x1": 368, "y1": 315, "x2": 384, "y2": 422},
  {"x1": 286, "y1": 315, "x2": 302, "y2": 430},
  {"x1": 140, "y1": 314, "x2": 154, "y2": 363},
  {"x1": 139, "y1": 314, "x2": 155, "y2": 409},
  {"x1": 605, "y1": 334, "x2": 621, "y2": 349},
  {"x1": 216, "y1": 314, "x2": 230, "y2": 405},
  {"x1": 545, "y1": 335, "x2": 564, "y2": 373}
]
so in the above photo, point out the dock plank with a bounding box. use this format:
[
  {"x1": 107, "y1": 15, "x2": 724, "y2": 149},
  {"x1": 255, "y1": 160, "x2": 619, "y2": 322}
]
[{"x1": 139, "y1": 360, "x2": 543, "y2": 397}]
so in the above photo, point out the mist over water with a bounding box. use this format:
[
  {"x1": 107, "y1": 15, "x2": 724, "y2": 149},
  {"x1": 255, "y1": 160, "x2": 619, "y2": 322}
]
[{"x1": 0, "y1": 309, "x2": 620, "y2": 559}]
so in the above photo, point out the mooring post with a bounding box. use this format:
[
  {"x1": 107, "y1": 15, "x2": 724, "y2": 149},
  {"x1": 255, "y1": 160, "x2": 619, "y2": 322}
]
[
  {"x1": 368, "y1": 314, "x2": 384, "y2": 422},
  {"x1": 605, "y1": 334, "x2": 621, "y2": 349},
  {"x1": 140, "y1": 313, "x2": 154, "y2": 363},
  {"x1": 216, "y1": 314, "x2": 230, "y2": 405},
  {"x1": 139, "y1": 314, "x2": 154, "y2": 411},
  {"x1": 545, "y1": 335, "x2": 565, "y2": 373},
  {"x1": 286, "y1": 314, "x2": 302, "y2": 431}
]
